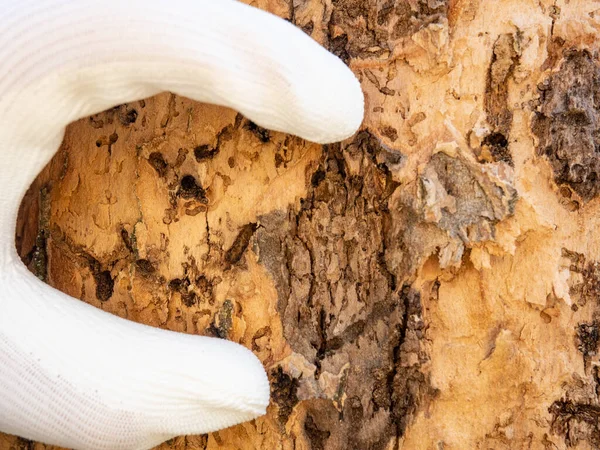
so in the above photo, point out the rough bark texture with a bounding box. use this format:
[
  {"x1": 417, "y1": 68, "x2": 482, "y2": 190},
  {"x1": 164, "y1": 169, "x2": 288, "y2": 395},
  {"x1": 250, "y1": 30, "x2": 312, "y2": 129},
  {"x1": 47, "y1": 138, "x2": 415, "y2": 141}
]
[{"x1": 5, "y1": 0, "x2": 600, "y2": 449}]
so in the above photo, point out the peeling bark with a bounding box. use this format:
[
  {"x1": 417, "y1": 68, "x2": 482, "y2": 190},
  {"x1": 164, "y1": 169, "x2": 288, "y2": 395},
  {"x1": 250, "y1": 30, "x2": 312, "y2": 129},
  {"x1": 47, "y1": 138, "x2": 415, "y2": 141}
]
[{"x1": 7, "y1": 1, "x2": 600, "y2": 450}]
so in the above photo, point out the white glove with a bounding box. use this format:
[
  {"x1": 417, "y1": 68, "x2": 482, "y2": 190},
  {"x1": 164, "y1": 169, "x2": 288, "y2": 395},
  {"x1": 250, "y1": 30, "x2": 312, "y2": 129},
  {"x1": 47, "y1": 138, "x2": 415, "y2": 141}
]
[{"x1": 0, "y1": 1, "x2": 363, "y2": 449}]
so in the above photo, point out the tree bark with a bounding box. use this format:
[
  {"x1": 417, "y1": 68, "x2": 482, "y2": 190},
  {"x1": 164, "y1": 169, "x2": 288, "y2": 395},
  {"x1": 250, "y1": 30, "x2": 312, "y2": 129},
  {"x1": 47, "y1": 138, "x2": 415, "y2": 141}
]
[{"x1": 3, "y1": 0, "x2": 600, "y2": 449}]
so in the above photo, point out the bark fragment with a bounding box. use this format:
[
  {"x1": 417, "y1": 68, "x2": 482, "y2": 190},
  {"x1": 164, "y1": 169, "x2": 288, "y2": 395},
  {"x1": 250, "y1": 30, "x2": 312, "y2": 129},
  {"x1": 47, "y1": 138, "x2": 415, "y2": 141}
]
[
  {"x1": 257, "y1": 137, "x2": 435, "y2": 449},
  {"x1": 533, "y1": 51, "x2": 600, "y2": 202},
  {"x1": 11, "y1": 1, "x2": 600, "y2": 449}
]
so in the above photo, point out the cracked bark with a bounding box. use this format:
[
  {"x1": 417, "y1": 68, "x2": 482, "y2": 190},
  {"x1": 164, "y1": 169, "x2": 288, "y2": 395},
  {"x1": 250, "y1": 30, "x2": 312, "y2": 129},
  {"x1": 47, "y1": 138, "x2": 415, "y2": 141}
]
[{"x1": 6, "y1": 0, "x2": 600, "y2": 449}]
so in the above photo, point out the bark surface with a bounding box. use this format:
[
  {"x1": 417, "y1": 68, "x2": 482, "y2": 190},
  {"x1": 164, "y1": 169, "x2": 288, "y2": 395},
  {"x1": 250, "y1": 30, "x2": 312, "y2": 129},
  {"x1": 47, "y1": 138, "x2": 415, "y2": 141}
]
[{"x1": 4, "y1": 0, "x2": 600, "y2": 449}]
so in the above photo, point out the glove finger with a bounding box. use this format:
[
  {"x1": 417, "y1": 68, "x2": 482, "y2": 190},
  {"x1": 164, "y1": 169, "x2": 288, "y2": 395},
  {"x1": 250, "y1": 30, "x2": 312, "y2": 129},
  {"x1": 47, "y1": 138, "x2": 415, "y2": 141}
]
[{"x1": 0, "y1": 0, "x2": 364, "y2": 147}]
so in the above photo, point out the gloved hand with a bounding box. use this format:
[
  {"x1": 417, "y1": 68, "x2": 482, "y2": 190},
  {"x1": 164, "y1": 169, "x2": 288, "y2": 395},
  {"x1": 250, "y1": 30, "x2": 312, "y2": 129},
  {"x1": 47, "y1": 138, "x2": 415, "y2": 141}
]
[{"x1": 0, "y1": 1, "x2": 363, "y2": 449}]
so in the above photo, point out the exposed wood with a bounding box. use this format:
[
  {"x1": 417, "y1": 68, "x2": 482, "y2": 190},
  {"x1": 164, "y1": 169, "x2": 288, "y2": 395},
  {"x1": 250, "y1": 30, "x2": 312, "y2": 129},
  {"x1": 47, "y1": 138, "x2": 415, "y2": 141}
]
[{"x1": 4, "y1": 0, "x2": 600, "y2": 449}]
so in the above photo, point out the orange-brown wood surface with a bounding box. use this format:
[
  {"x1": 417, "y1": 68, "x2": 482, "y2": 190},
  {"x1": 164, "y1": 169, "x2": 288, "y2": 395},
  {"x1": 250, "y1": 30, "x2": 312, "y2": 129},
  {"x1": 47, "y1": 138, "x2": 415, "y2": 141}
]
[{"x1": 5, "y1": 1, "x2": 600, "y2": 449}]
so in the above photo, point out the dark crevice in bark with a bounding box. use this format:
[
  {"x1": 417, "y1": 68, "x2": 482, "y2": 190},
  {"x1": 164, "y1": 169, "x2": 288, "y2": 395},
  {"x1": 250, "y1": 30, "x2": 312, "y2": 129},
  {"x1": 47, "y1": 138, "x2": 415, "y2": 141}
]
[{"x1": 258, "y1": 134, "x2": 434, "y2": 449}]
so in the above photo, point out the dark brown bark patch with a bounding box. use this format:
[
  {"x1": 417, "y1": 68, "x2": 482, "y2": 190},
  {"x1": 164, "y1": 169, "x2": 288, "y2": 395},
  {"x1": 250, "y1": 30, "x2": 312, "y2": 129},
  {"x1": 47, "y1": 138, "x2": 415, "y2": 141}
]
[
  {"x1": 169, "y1": 276, "x2": 199, "y2": 307},
  {"x1": 194, "y1": 145, "x2": 219, "y2": 162},
  {"x1": 29, "y1": 230, "x2": 48, "y2": 281},
  {"x1": 178, "y1": 175, "x2": 205, "y2": 200},
  {"x1": 257, "y1": 136, "x2": 436, "y2": 449},
  {"x1": 532, "y1": 51, "x2": 600, "y2": 202},
  {"x1": 549, "y1": 400, "x2": 600, "y2": 448},
  {"x1": 293, "y1": 0, "x2": 447, "y2": 62},
  {"x1": 207, "y1": 299, "x2": 234, "y2": 339},
  {"x1": 482, "y1": 132, "x2": 513, "y2": 166},
  {"x1": 484, "y1": 33, "x2": 520, "y2": 166},
  {"x1": 552, "y1": 251, "x2": 600, "y2": 447},
  {"x1": 270, "y1": 366, "x2": 299, "y2": 424},
  {"x1": 245, "y1": 121, "x2": 271, "y2": 143},
  {"x1": 94, "y1": 270, "x2": 114, "y2": 302},
  {"x1": 561, "y1": 248, "x2": 600, "y2": 309},
  {"x1": 148, "y1": 152, "x2": 168, "y2": 177},
  {"x1": 117, "y1": 106, "x2": 138, "y2": 126},
  {"x1": 486, "y1": 34, "x2": 519, "y2": 132},
  {"x1": 225, "y1": 223, "x2": 258, "y2": 265},
  {"x1": 24, "y1": 185, "x2": 52, "y2": 281},
  {"x1": 82, "y1": 253, "x2": 116, "y2": 302},
  {"x1": 14, "y1": 437, "x2": 35, "y2": 450},
  {"x1": 577, "y1": 322, "x2": 600, "y2": 360},
  {"x1": 304, "y1": 414, "x2": 331, "y2": 450},
  {"x1": 196, "y1": 275, "x2": 214, "y2": 304},
  {"x1": 135, "y1": 259, "x2": 155, "y2": 276}
]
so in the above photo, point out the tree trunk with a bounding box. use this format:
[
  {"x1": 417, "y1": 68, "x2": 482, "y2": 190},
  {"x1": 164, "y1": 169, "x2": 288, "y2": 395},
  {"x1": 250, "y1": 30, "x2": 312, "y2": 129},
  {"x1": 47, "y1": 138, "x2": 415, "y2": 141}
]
[{"x1": 3, "y1": 0, "x2": 600, "y2": 449}]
